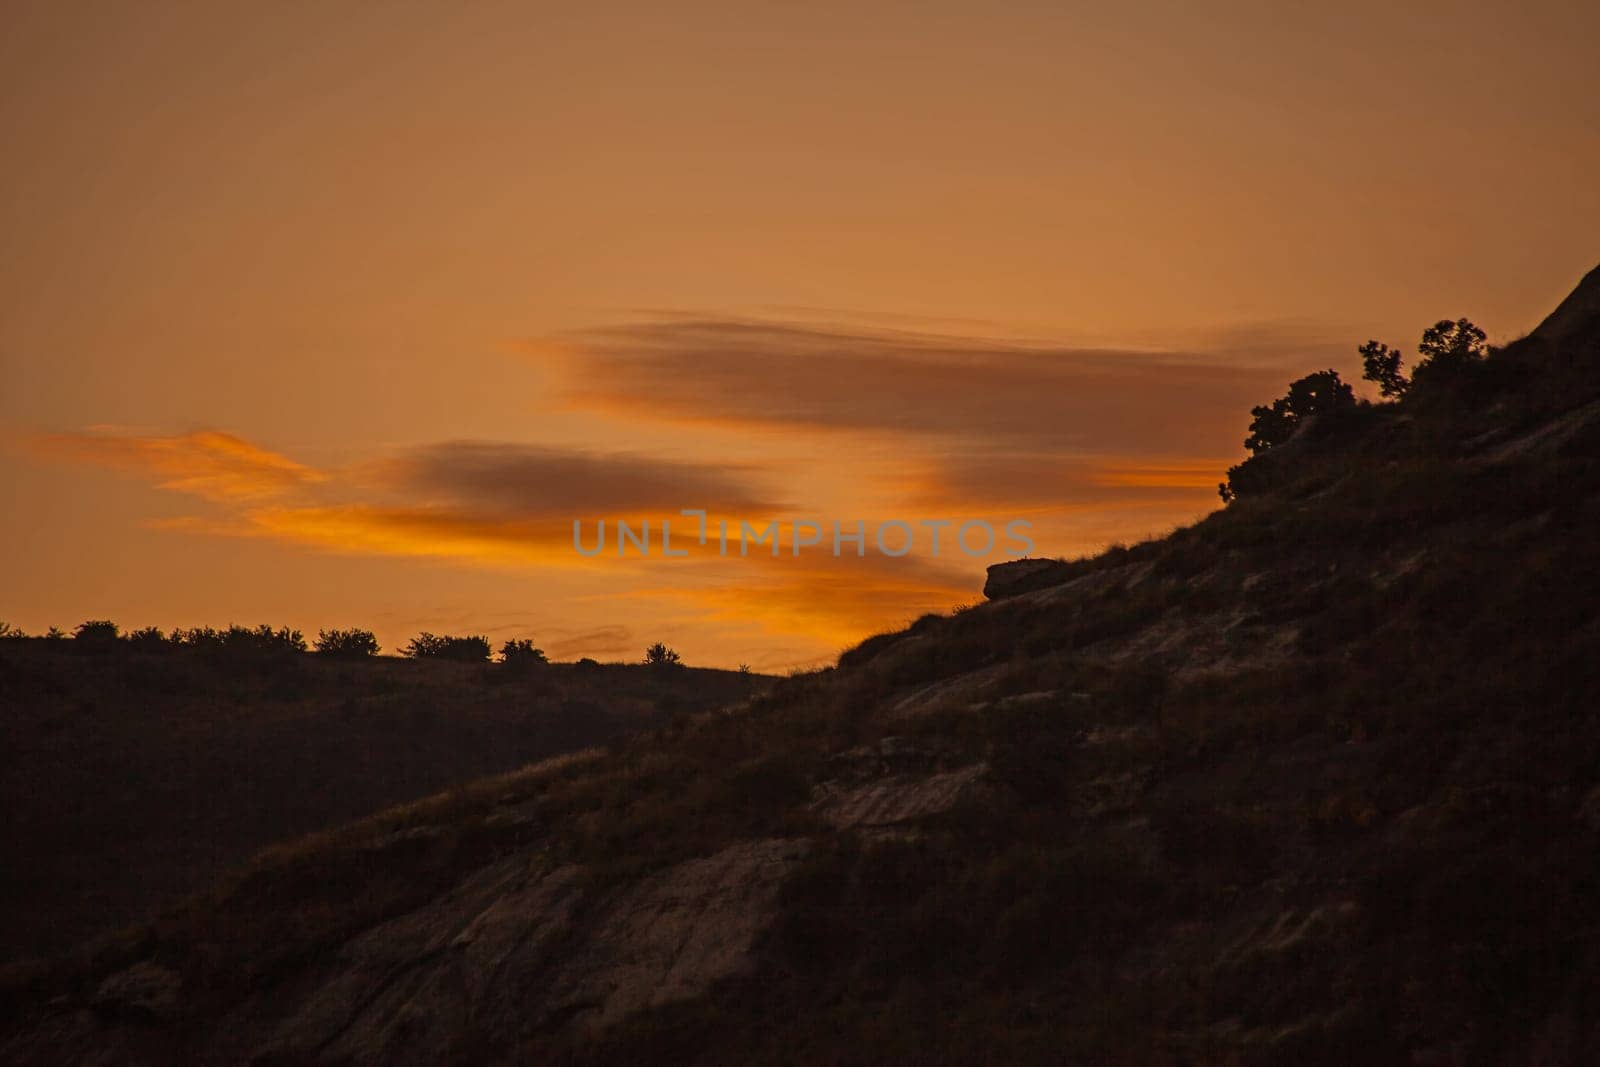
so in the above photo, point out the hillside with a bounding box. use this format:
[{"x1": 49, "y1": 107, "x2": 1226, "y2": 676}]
[
  {"x1": 0, "y1": 646, "x2": 765, "y2": 962},
  {"x1": 5, "y1": 266, "x2": 1600, "y2": 1064}
]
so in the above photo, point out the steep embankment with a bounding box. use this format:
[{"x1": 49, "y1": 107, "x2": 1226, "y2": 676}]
[{"x1": 6, "y1": 268, "x2": 1600, "y2": 1064}]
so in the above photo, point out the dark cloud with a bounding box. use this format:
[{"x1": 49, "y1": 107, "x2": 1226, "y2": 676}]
[
  {"x1": 373, "y1": 440, "x2": 784, "y2": 519},
  {"x1": 542, "y1": 317, "x2": 1335, "y2": 457}
]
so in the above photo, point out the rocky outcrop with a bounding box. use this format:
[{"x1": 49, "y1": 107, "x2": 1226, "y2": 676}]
[{"x1": 982, "y1": 557, "x2": 1073, "y2": 599}]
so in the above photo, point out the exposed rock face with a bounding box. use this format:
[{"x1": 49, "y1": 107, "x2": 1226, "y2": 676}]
[
  {"x1": 22, "y1": 838, "x2": 814, "y2": 1065},
  {"x1": 1477, "y1": 396, "x2": 1600, "y2": 462},
  {"x1": 256, "y1": 854, "x2": 587, "y2": 1064},
  {"x1": 547, "y1": 837, "x2": 809, "y2": 1030},
  {"x1": 91, "y1": 963, "x2": 183, "y2": 1022},
  {"x1": 806, "y1": 737, "x2": 992, "y2": 833},
  {"x1": 983, "y1": 557, "x2": 1073, "y2": 599},
  {"x1": 890, "y1": 664, "x2": 1008, "y2": 717},
  {"x1": 812, "y1": 763, "x2": 989, "y2": 829}
]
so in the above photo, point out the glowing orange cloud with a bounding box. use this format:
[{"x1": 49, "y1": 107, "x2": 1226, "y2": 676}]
[
  {"x1": 603, "y1": 547, "x2": 979, "y2": 653},
  {"x1": 1087, "y1": 461, "x2": 1234, "y2": 490},
  {"x1": 17, "y1": 407, "x2": 1237, "y2": 667},
  {"x1": 25, "y1": 417, "x2": 1230, "y2": 663},
  {"x1": 29, "y1": 429, "x2": 326, "y2": 502},
  {"x1": 900, "y1": 453, "x2": 1226, "y2": 511}
]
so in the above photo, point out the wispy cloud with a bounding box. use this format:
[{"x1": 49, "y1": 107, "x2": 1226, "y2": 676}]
[
  {"x1": 540, "y1": 625, "x2": 636, "y2": 661},
  {"x1": 29, "y1": 428, "x2": 327, "y2": 501},
  {"x1": 229, "y1": 505, "x2": 580, "y2": 567}
]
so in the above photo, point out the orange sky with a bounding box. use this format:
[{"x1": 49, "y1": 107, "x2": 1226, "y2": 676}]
[{"x1": 2, "y1": 2, "x2": 1597, "y2": 669}]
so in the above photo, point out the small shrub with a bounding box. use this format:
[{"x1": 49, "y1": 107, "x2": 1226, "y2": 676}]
[
  {"x1": 499, "y1": 638, "x2": 548, "y2": 668},
  {"x1": 645, "y1": 642, "x2": 683, "y2": 669},
  {"x1": 73, "y1": 620, "x2": 120, "y2": 645}
]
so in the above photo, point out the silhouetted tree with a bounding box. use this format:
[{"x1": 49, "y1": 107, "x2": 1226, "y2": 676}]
[
  {"x1": 1419, "y1": 317, "x2": 1487, "y2": 367},
  {"x1": 645, "y1": 642, "x2": 682, "y2": 669},
  {"x1": 44, "y1": 627, "x2": 66, "y2": 640},
  {"x1": 1243, "y1": 369, "x2": 1357, "y2": 456},
  {"x1": 1221, "y1": 369, "x2": 1358, "y2": 502},
  {"x1": 404, "y1": 632, "x2": 491, "y2": 662},
  {"x1": 499, "y1": 638, "x2": 548, "y2": 668},
  {"x1": 1360, "y1": 340, "x2": 1410, "y2": 399},
  {"x1": 315, "y1": 628, "x2": 381, "y2": 657},
  {"x1": 1411, "y1": 317, "x2": 1488, "y2": 392},
  {"x1": 0, "y1": 622, "x2": 26, "y2": 639}
]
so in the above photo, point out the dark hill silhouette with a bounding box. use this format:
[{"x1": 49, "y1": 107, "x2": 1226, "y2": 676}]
[
  {"x1": 0, "y1": 648, "x2": 765, "y2": 962},
  {"x1": 6, "y1": 264, "x2": 1600, "y2": 1064},
  {"x1": 1533, "y1": 261, "x2": 1600, "y2": 346}
]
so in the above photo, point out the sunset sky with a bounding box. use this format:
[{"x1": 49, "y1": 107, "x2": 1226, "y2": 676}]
[{"x1": 2, "y1": 2, "x2": 1597, "y2": 669}]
